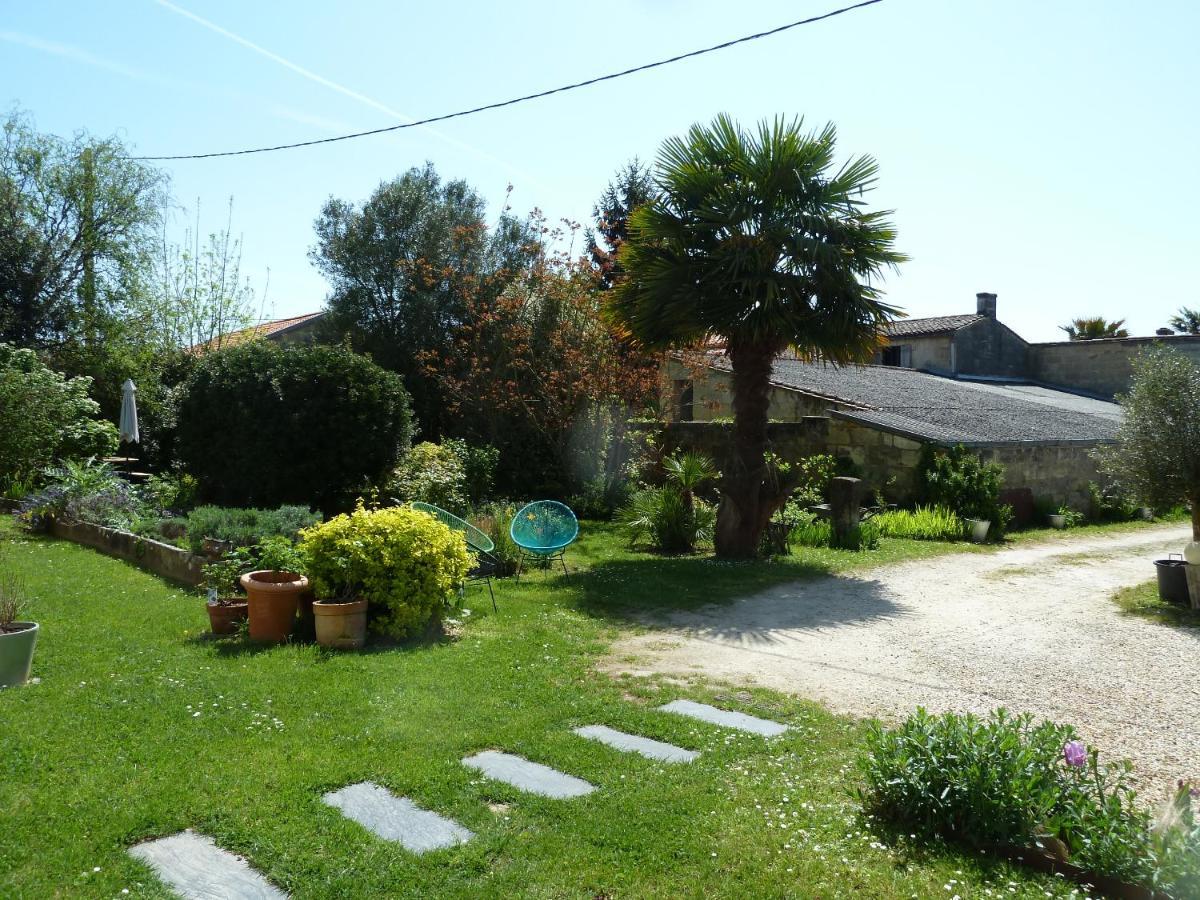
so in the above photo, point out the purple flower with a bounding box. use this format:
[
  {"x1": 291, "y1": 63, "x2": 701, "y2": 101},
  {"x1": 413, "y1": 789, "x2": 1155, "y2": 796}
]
[{"x1": 1063, "y1": 740, "x2": 1087, "y2": 768}]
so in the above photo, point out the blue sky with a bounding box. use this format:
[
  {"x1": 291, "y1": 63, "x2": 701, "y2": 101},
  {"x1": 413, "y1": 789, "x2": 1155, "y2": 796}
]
[{"x1": 3, "y1": 0, "x2": 1198, "y2": 342}]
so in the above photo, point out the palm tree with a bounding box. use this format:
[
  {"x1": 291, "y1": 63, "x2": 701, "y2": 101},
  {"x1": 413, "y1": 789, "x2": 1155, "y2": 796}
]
[
  {"x1": 1169, "y1": 306, "x2": 1200, "y2": 335},
  {"x1": 608, "y1": 115, "x2": 905, "y2": 558},
  {"x1": 1059, "y1": 317, "x2": 1129, "y2": 340}
]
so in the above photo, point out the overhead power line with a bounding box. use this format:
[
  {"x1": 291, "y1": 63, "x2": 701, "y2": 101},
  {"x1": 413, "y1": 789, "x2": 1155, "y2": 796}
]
[{"x1": 132, "y1": 0, "x2": 884, "y2": 161}]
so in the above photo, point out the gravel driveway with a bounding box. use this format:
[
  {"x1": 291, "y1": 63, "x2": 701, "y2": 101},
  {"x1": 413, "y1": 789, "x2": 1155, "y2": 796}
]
[{"x1": 607, "y1": 524, "x2": 1199, "y2": 796}]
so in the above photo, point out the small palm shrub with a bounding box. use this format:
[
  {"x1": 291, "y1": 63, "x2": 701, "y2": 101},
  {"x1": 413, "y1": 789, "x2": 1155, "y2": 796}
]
[
  {"x1": 617, "y1": 451, "x2": 717, "y2": 553},
  {"x1": 872, "y1": 505, "x2": 966, "y2": 541},
  {"x1": 859, "y1": 708, "x2": 1200, "y2": 893},
  {"x1": 298, "y1": 505, "x2": 472, "y2": 639}
]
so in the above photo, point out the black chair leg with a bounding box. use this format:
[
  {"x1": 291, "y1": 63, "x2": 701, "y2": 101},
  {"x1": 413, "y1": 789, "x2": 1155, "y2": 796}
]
[
  {"x1": 558, "y1": 551, "x2": 569, "y2": 580},
  {"x1": 486, "y1": 577, "x2": 496, "y2": 612}
]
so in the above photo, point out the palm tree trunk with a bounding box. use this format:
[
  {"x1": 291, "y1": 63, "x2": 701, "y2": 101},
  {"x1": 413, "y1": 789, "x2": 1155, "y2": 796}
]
[
  {"x1": 715, "y1": 338, "x2": 785, "y2": 559},
  {"x1": 1191, "y1": 495, "x2": 1200, "y2": 543}
]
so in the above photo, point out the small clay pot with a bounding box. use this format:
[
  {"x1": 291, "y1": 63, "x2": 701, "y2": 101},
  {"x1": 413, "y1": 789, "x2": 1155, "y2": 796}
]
[
  {"x1": 313, "y1": 598, "x2": 368, "y2": 650},
  {"x1": 240, "y1": 571, "x2": 309, "y2": 643},
  {"x1": 206, "y1": 598, "x2": 248, "y2": 635}
]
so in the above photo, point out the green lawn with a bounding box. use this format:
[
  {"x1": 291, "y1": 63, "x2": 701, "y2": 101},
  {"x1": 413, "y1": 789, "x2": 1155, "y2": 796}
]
[
  {"x1": 1113, "y1": 578, "x2": 1200, "y2": 628},
  {"x1": 0, "y1": 519, "x2": 1079, "y2": 898}
]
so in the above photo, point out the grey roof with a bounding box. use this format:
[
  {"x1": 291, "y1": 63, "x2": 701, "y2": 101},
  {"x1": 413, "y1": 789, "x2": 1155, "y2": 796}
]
[
  {"x1": 884, "y1": 314, "x2": 983, "y2": 337},
  {"x1": 707, "y1": 356, "x2": 1120, "y2": 444}
]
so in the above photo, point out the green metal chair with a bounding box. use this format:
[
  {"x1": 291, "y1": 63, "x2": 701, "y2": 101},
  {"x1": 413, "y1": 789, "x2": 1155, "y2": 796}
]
[
  {"x1": 510, "y1": 500, "x2": 579, "y2": 581},
  {"x1": 410, "y1": 501, "x2": 497, "y2": 611}
]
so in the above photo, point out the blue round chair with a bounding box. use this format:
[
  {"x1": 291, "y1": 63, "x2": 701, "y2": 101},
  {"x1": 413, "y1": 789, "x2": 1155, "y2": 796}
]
[{"x1": 510, "y1": 501, "x2": 579, "y2": 580}]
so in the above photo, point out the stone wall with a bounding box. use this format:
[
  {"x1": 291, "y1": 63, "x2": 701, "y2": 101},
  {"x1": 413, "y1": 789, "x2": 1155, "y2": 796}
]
[
  {"x1": 49, "y1": 520, "x2": 204, "y2": 586},
  {"x1": 973, "y1": 441, "x2": 1107, "y2": 510},
  {"x1": 953, "y1": 318, "x2": 1029, "y2": 378},
  {"x1": 901, "y1": 335, "x2": 953, "y2": 372},
  {"x1": 1030, "y1": 335, "x2": 1200, "y2": 398}
]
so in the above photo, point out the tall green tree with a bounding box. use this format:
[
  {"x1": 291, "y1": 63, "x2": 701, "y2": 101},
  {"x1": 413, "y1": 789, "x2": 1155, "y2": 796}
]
[
  {"x1": 1168, "y1": 306, "x2": 1200, "y2": 335},
  {"x1": 0, "y1": 110, "x2": 165, "y2": 350},
  {"x1": 310, "y1": 163, "x2": 535, "y2": 435},
  {"x1": 586, "y1": 159, "x2": 655, "y2": 290},
  {"x1": 609, "y1": 115, "x2": 905, "y2": 558},
  {"x1": 1096, "y1": 346, "x2": 1200, "y2": 540},
  {"x1": 1059, "y1": 316, "x2": 1129, "y2": 340}
]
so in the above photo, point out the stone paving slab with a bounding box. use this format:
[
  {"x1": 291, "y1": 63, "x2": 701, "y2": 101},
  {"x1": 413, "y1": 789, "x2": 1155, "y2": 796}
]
[
  {"x1": 323, "y1": 782, "x2": 473, "y2": 854},
  {"x1": 462, "y1": 750, "x2": 595, "y2": 798},
  {"x1": 128, "y1": 830, "x2": 287, "y2": 899},
  {"x1": 573, "y1": 724, "x2": 698, "y2": 763},
  {"x1": 658, "y1": 699, "x2": 788, "y2": 737}
]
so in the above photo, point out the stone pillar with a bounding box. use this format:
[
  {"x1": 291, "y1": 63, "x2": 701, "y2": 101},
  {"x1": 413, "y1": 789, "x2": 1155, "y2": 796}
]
[{"x1": 828, "y1": 477, "x2": 863, "y2": 549}]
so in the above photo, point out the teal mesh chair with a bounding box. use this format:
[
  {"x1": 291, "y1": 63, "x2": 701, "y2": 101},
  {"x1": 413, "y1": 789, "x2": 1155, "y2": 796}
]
[
  {"x1": 409, "y1": 501, "x2": 497, "y2": 611},
  {"x1": 510, "y1": 501, "x2": 578, "y2": 581}
]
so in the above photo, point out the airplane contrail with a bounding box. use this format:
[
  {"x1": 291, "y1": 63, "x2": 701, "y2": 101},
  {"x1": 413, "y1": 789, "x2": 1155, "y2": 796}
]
[{"x1": 149, "y1": 0, "x2": 537, "y2": 183}]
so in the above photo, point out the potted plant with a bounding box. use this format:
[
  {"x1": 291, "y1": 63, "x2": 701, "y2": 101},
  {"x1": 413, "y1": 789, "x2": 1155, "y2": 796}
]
[
  {"x1": 201, "y1": 547, "x2": 253, "y2": 635},
  {"x1": 0, "y1": 570, "x2": 37, "y2": 688},
  {"x1": 1048, "y1": 512, "x2": 1067, "y2": 529},
  {"x1": 298, "y1": 505, "x2": 472, "y2": 649},
  {"x1": 240, "y1": 538, "x2": 308, "y2": 643}
]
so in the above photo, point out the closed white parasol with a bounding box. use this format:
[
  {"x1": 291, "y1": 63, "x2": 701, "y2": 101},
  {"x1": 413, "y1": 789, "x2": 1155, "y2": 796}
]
[{"x1": 119, "y1": 378, "x2": 139, "y2": 444}]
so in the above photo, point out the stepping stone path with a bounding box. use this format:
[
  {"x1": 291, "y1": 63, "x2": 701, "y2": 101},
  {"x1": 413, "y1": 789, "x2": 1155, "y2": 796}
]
[
  {"x1": 129, "y1": 701, "x2": 785, "y2": 895},
  {"x1": 323, "y1": 782, "x2": 473, "y2": 854},
  {"x1": 573, "y1": 724, "x2": 698, "y2": 763},
  {"x1": 128, "y1": 830, "x2": 287, "y2": 900},
  {"x1": 462, "y1": 750, "x2": 595, "y2": 798},
  {"x1": 658, "y1": 699, "x2": 788, "y2": 737}
]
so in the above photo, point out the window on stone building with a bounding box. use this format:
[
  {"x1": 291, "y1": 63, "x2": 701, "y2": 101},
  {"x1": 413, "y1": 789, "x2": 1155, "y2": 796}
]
[{"x1": 673, "y1": 379, "x2": 694, "y2": 421}]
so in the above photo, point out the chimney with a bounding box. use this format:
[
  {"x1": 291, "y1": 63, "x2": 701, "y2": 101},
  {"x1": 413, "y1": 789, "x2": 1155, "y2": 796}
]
[
  {"x1": 976, "y1": 292, "x2": 997, "y2": 318},
  {"x1": 1156, "y1": 327, "x2": 1175, "y2": 336}
]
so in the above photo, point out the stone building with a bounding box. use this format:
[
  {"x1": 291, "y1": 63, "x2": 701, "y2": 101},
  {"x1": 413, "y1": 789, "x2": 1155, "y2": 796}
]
[{"x1": 660, "y1": 292, "x2": 1199, "y2": 510}]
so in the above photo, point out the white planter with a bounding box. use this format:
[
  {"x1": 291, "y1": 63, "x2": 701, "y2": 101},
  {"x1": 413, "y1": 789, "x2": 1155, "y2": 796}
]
[
  {"x1": 1184, "y1": 541, "x2": 1200, "y2": 566},
  {"x1": 968, "y1": 519, "x2": 991, "y2": 543},
  {"x1": 1048, "y1": 514, "x2": 1067, "y2": 530}
]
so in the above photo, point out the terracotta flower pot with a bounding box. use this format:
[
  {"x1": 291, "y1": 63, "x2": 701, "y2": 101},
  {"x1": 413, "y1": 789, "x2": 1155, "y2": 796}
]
[
  {"x1": 240, "y1": 570, "x2": 309, "y2": 643},
  {"x1": 206, "y1": 598, "x2": 248, "y2": 635},
  {"x1": 313, "y1": 598, "x2": 368, "y2": 650},
  {"x1": 0, "y1": 622, "x2": 38, "y2": 688}
]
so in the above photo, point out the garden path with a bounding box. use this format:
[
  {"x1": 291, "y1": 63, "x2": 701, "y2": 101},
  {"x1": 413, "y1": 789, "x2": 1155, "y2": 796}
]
[{"x1": 606, "y1": 524, "x2": 1199, "y2": 796}]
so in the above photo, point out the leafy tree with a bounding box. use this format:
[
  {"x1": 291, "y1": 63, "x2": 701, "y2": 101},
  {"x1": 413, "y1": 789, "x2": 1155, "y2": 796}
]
[
  {"x1": 608, "y1": 115, "x2": 905, "y2": 558},
  {"x1": 134, "y1": 197, "x2": 263, "y2": 352},
  {"x1": 0, "y1": 110, "x2": 165, "y2": 350},
  {"x1": 586, "y1": 159, "x2": 655, "y2": 290},
  {"x1": 429, "y1": 225, "x2": 659, "y2": 495},
  {"x1": 1059, "y1": 317, "x2": 1129, "y2": 340},
  {"x1": 1168, "y1": 306, "x2": 1200, "y2": 335},
  {"x1": 310, "y1": 163, "x2": 535, "y2": 436},
  {"x1": 1096, "y1": 346, "x2": 1200, "y2": 540},
  {"x1": 0, "y1": 343, "x2": 117, "y2": 486},
  {"x1": 175, "y1": 342, "x2": 413, "y2": 513}
]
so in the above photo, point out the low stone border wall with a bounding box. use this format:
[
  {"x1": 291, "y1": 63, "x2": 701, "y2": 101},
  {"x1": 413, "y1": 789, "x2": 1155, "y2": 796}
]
[{"x1": 48, "y1": 520, "x2": 204, "y2": 587}]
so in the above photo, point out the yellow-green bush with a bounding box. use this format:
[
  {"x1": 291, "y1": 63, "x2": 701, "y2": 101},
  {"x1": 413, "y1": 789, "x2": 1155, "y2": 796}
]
[{"x1": 298, "y1": 505, "x2": 472, "y2": 639}]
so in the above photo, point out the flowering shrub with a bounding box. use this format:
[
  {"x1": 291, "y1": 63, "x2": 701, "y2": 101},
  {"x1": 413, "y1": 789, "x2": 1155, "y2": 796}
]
[
  {"x1": 858, "y1": 708, "x2": 1200, "y2": 893},
  {"x1": 298, "y1": 505, "x2": 472, "y2": 639},
  {"x1": 18, "y1": 459, "x2": 143, "y2": 531},
  {"x1": 387, "y1": 442, "x2": 469, "y2": 512}
]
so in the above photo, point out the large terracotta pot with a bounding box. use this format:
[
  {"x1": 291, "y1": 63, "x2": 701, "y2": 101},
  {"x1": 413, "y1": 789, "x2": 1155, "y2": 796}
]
[
  {"x1": 313, "y1": 598, "x2": 368, "y2": 650},
  {"x1": 240, "y1": 571, "x2": 308, "y2": 643},
  {"x1": 0, "y1": 622, "x2": 38, "y2": 687}
]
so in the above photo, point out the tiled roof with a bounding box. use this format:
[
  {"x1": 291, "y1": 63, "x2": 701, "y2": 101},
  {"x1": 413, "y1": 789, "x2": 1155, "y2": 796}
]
[
  {"x1": 884, "y1": 314, "x2": 983, "y2": 337},
  {"x1": 190, "y1": 312, "x2": 324, "y2": 353},
  {"x1": 704, "y1": 355, "x2": 1120, "y2": 444}
]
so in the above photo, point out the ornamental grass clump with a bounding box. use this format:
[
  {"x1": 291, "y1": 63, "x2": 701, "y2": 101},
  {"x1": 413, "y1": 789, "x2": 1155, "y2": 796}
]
[
  {"x1": 872, "y1": 505, "x2": 966, "y2": 541},
  {"x1": 298, "y1": 505, "x2": 472, "y2": 639}
]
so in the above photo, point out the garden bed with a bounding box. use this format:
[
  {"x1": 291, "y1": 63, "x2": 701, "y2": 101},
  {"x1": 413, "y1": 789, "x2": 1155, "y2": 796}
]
[{"x1": 47, "y1": 519, "x2": 205, "y2": 586}]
